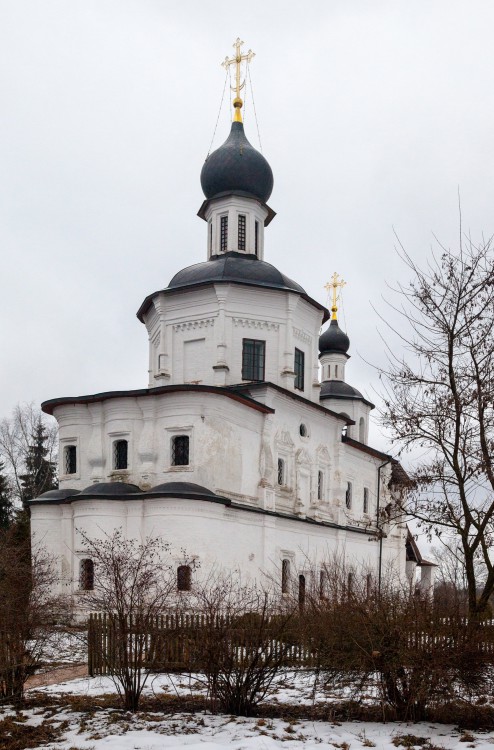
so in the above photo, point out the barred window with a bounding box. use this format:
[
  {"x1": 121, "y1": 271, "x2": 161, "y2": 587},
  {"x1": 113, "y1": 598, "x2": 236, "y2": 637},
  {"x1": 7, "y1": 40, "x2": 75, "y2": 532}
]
[
  {"x1": 242, "y1": 338, "x2": 265, "y2": 381},
  {"x1": 281, "y1": 558, "x2": 290, "y2": 594},
  {"x1": 220, "y1": 215, "x2": 228, "y2": 252},
  {"x1": 294, "y1": 348, "x2": 305, "y2": 391},
  {"x1": 298, "y1": 574, "x2": 306, "y2": 607},
  {"x1": 317, "y1": 470, "x2": 323, "y2": 500},
  {"x1": 64, "y1": 445, "x2": 77, "y2": 475},
  {"x1": 345, "y1": 481, "x2": 352, "y2": 509},
  {"x1": 238, "y1": 214, "x2": 246, "y2": 251},
  {"x1": 177, "y1": 565, "x2": 191, "y2": 591},
  {"x1": 172, "y1": 435, "x2": 189, "y2": 466},
  {"x1": 363, "y1": 487, "x2": 369, "y2": 514},
  {"x1": 80, "y1": 558, "x2": 94, "y2": 591},
  {"x1": 277, "y1": 458, "x2": 285, "y2": 486},
  {"x1": 255, "y1": 220, "x2": 259, "y2": 255},
  {"x1": 113, "y1": 439, "x2": 128, "y2": 470}
]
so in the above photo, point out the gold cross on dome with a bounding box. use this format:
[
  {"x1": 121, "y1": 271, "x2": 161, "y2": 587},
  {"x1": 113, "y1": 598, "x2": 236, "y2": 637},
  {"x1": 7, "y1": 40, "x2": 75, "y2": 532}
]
[
  {"x1": 324, "y1": 273, "x2": 346, "y2": 320},
  {"x1": 222, "y1": 38, "x2": 255, "y2": 123}
]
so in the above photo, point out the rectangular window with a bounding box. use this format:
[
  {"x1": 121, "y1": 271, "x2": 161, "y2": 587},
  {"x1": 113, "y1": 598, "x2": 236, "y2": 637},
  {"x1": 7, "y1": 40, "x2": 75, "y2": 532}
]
[
  {"x1": 277, "y1": 458, "x2": 285, "y2": 486},
  {"x1": 177, "y1": 565, "x2": 192, "y2": 591},
  {"x1": 242, "y1": 338, "x2": 265, "y2": 381},
  {"x1": 345, "y1": 481, "x2": 352, "y2": 509},
  {"x1": 113, "y1": 439, "x2": 128, "y2": 470},
  {"x1": 294, "y1": 348, "x2": 305, "y2": 391},
  {"x1": 255, "y1": 220, "x2": 259, "y2": 255},
  {"x1": 238, "y1": 214, "x2": 246, "y2": 251},
  {"x1": 281, "y1": 558, "x2": 290, "y2": 593},
  {"x1": 363, "y1": 487, "x2": 369, "y2": 514},
  {"x1": 317, "y1": 470, "x2": 323, "y2": 501},
  {"x1": 80, "y1": 559, "x2": 94, "y2": 591},
  {"x1": 209, "y1": 221, "x2": 212, "y2": 253},
  {"x1": 172, "y1": 435, "x2": 189, "y2": 466},
  {"x1": 220, "y1": 215, "x2": 228, "y2": 252},
  {"x1": 319, "y1": 569, "x2": 327, "y2": 600},
  {"x1": 64, "y1": 445, "x2": 77, "y2": 475}
]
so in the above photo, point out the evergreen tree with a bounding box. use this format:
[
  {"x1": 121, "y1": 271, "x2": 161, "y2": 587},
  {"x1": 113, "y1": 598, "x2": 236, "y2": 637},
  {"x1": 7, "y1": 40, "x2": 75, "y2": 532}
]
[
  {"x1": 0, "y1": 460, "x2": 12, "y2": 529},
  {"x1": 19, "y1": 420, "x2": 58, "y2": 507}
]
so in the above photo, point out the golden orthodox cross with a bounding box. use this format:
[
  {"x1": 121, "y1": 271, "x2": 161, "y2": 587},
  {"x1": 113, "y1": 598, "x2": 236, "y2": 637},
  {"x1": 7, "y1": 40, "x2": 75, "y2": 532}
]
[
  {"x1": 324, "y1": 273, "x2": 346, "y2": 320},
  {"x1": 222, "y1": 38, "x2": 255, "y2": 122}
]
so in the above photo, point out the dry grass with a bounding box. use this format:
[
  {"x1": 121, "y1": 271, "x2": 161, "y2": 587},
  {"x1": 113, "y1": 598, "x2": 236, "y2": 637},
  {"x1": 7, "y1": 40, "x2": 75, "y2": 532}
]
[{"x1": 0, "y1": 714, "x2": 64, "y2": 750}]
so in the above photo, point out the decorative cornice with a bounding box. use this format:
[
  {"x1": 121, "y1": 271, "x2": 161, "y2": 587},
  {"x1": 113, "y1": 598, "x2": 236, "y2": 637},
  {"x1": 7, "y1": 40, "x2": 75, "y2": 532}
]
[
  {"x1": 173, "y1": 318, "x2": 215, "y2": 332},
  {"x1": 293, "y1": 326, "x2": 312, "y2": 345},
  {"x1": 232, "y1": 317, "x2": 279, "y2": 331}
]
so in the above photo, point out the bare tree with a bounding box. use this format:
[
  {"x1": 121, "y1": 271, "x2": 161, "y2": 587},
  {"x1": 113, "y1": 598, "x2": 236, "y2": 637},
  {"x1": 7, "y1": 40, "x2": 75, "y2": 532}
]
[
  {"x1": 379, "y1": 232, "x2": 494, "y2": 616},
  {"x1": 82, "y1": 529, "x2": 177, "y2": 711},
  {"x1": 0, "y1": 403, "x2": 58, "y2": 507},
  {"x1": 0, "y1": 525, "x2": 68, "y2": 705}
]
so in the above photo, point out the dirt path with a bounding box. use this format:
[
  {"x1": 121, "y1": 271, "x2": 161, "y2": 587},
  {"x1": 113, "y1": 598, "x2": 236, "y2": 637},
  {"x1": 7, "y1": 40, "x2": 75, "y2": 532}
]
[{"x1": 26, "y1": 663, "x2": 88, "y2": 690}]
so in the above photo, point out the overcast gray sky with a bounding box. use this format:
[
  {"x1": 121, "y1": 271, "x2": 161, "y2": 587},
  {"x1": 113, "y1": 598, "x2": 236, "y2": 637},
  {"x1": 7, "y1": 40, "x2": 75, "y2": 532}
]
[{"x1": 1, "y1": 0, "x2": 494, "y2": 456}]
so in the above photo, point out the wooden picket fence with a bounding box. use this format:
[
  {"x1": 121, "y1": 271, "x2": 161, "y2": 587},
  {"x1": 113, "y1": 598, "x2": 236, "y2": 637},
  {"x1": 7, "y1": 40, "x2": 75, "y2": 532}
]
[{"x1": 88, "y1": 612, "x2": 315, "y2": 676}]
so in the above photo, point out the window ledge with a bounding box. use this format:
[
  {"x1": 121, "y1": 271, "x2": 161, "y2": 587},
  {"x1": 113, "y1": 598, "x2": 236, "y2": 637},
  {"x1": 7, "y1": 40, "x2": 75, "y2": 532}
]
[{"x1": 165, "y1": 466, "x2": 194, "y2": 473}]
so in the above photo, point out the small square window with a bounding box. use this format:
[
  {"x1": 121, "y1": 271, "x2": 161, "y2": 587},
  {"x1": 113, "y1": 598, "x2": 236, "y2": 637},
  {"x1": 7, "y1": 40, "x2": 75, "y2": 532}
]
[
  {"x1": 172, "y1": 435, "x2": 189, "y2": 466},
  {"x1": 64, "y1": 445, "x2": 77, "y2": 475}
]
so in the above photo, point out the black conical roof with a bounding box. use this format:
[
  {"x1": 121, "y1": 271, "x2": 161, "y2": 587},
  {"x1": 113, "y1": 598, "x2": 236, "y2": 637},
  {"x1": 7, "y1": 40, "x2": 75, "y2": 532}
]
[
  {"x1": 200, "y1": 121, "x2": 273, "y2": 203},
  {"x1": 319, "y1": 319, "x2": 350, "y2": 355}
]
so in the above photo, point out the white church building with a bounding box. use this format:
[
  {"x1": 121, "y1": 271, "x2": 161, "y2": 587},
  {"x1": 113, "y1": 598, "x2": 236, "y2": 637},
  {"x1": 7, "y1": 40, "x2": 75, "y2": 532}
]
[{"x1": 30, "y1": 44, "x2": 430, "y2": 601}]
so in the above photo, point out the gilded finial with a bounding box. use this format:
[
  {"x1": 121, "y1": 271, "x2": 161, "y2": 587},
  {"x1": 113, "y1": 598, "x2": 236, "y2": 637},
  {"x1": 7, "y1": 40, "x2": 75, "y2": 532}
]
[
  {"x1": 222, "y1": 38, "x2": 255, "y2": 123},
  {"x1": 324, "y1": 273, "x2": 346, "y2": 320}
]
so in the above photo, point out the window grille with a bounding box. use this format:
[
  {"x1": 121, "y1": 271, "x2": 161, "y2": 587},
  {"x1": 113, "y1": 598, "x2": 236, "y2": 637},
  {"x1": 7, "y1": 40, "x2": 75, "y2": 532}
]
[
  {"x1": 177, "y1": 565, "x2": 191, "y2": 591},
  {"x1": 220, "y1": 215, "x2": 228, "y2": 252},
  {"x1": 319, "y1": 569, "x2": 327, "y2": 600},
  {"x1": 242, "y1": 338, "x2": 265, "y2": 381},
  {"x1": 238, "y1": 214, "x2": 246, "y2": 251},
  {"x1": 172, "y1": 435, "x2": 189, "y2": 466},
  {"x1": 277, "y1": 458, "x2": 285, "y2": 486},
  {"x1": 363, "y1": 487, "x2": 369, "y2": 514},
  {"x1": 317, "y1": 470, "x2": 323, "y2": 501},
  {"x1": 113, "y1": 439, "x2": 128, "y2": 470},
  {"x1": 281, "y1": 559, "x2": 290, "y2": 593},
  {"x1": 80, "y1": 559, "x2": 94, "y2": 591},
  {"x1": 255, "y1": 220, "x2": 259, "y2": 255},
  {"x1": 64, "y1": 445, "x2": 77, "y2": 475},
  {"x1": 345, "y1": 481, "x2": 352, "y2": 509},
  {"x1": 294, "y1": 348, "x2": 305, "y2": 391},
  {"x1": 298, "y1": 574, "x2": 306, "y2": 607}
]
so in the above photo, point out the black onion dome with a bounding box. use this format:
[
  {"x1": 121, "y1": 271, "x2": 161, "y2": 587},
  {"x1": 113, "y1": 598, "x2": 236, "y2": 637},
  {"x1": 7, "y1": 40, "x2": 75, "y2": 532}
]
[
  {"x1": 168, "y1": 252, "x2": 305, "y2": 294},
  {"x1": 201, "y1": 121, "x2": 273, "y2": 203},
  {"x1": 319, "y1": 319, "x2": 350, "y2": 355}
]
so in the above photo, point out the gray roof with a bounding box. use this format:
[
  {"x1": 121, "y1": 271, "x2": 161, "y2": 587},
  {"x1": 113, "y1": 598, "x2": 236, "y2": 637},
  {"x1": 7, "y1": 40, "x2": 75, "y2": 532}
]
[{"x1": 320, "y1": 379, "x2": 375, "y2": 409}]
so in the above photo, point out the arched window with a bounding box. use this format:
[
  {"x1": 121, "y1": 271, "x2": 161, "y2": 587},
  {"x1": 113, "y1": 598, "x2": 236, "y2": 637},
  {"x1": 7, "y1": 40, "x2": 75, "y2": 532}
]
[
  {"x1": 80, "y1": 559, "x2": 94, "y2": 591},
  {"x1": 113, "y1": 439, "x2": 128, "y2": 470},
  {"x1": 298, "y1": 574, "x2": 306, "y2": 607},
  {"x1": 177, "y1": 565, "x2": 191, "y2": 591},
  {"x1": 281, "y1": 559, "x2": 290, "y2": 593},
  {"x1": 345, "y1": 481, "x2": 352, "y2": 509},
  {"x1": 359, "y1": 417, "x2": 365, "y2": 443}
]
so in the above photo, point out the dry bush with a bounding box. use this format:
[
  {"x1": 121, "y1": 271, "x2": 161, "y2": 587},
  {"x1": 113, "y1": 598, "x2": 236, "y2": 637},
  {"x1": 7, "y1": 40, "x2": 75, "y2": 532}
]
[{"x1": 0, "y1": 524, "x2": 68, "y2": 705}]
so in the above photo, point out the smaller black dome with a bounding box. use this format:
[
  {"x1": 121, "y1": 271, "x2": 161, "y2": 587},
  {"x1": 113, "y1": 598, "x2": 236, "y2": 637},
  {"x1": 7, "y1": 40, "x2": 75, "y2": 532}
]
[
  {"x1": 320, "y1": 380, "x2": 364, "y2": 401},
  {"x1": 319, "y1": 319, "x2": 350, "y2": 355},
  {"x1": 79, "y1": 482, "x2": 142, "y2": 496},
  {"x1": 34, "y1": 488, "x2": 80, "y2": 501},
  {"x1": 149, "y1": 482, "x2": 217, "y2": 497},
  {"x1": 201, "y1": 121, "x2": 273, "y2": 203}
]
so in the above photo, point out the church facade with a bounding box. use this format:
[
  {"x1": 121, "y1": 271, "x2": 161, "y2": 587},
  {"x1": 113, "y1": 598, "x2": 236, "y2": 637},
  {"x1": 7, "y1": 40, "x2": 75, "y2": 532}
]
[{"x1": 30, "y1": 51, "x2": 426, "y2": 600}]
